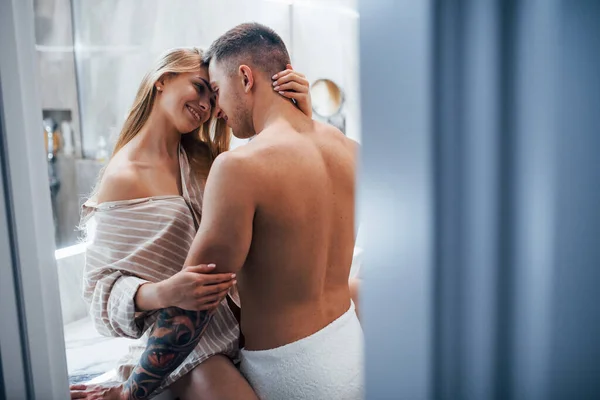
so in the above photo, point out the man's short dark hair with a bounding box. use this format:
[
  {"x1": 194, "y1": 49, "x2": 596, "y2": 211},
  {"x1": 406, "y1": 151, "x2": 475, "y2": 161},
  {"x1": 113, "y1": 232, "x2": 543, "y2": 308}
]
[{"x1": 203, "y1": 22, "x2": 291, "y2": 77}]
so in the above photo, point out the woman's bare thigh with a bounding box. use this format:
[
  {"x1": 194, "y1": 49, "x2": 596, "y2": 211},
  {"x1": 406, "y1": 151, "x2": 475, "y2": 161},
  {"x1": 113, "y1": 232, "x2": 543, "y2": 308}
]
[{"x1": 170, "y1": 355, "x2": 258, "y2": 400}]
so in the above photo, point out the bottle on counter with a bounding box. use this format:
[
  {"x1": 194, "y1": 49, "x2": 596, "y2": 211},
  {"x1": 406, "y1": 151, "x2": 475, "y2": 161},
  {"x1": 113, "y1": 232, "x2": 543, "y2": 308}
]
[{"x1": 43, "y1": 118, "x2": 61, "y2": 159}]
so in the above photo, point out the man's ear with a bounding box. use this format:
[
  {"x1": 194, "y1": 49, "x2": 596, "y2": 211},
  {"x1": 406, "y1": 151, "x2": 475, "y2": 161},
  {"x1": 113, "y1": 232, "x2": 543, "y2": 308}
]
[{"x1": 238, "y1": 65, "x2": 254, "y2": 93}]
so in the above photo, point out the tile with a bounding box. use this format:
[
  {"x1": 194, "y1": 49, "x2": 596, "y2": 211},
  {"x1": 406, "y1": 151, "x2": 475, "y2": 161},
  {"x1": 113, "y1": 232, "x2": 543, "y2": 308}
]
[
  {"x1": 297, "y1": 0, "x2": 358, "y2": 11},
  {"x1": 189, "y1": 0, "x2": 292, "y2": 46},
  {"x1": 75, "y1": 51, "x2": 153, "y2": 157},
  {"x1": 36, "y1": 51, "x2": 79, "y2": 111},
  {"x1": 34, "y1": 0, "x2": 74, "y2": 46},
  {"x1": 71, "y1": 0, "x2": 291, "y2": 49},
  {"x1": 71, "y1": 0, "x2": 157, "y2": 48}
]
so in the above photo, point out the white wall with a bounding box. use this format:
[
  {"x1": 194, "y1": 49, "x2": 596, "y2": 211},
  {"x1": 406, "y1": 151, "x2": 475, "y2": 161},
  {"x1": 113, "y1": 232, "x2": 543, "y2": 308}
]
[{"x1": 290, "y1": 1, "x2": 361, "y2": 142}]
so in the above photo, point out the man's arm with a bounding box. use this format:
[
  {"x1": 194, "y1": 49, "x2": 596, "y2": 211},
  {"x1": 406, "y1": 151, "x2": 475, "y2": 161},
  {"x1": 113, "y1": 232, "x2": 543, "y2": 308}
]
[
  {"x1": 121, "y1": 153, "x2": 255, "y2": 399},
  {"x1": 184, "y1": 151, "x2": 255, "y2": 273}
]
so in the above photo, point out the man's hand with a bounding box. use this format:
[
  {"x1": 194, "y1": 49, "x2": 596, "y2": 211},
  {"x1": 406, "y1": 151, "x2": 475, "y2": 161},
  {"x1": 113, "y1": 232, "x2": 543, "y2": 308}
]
[{"x1": 70, "y1": 383, "x2": 127, "y2": 400}]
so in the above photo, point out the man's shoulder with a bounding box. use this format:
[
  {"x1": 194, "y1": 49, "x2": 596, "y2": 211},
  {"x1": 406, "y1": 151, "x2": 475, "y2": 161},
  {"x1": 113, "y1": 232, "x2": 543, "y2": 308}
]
[
  {"x1": 229, "y1": 135, "x2": 282, "y2": 160},
  {"x1": 210, "y1": 149, "x2": 257, "y2": 180},
  {"x1": 206, "y1": 149, "x2": 262, "y2": 198},
  {"x1": 214, "y1": 147, "x2": 255, "y2": 167},
  {"x1": 312, "y1": 121, "x2": 360, "y2": 154}
]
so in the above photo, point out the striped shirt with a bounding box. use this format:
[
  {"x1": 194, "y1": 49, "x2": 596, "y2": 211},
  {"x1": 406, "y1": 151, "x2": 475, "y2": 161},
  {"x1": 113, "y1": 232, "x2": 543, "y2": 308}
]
[{"x1": 81, "y1": 147, "x2": 240, "y2": 392}]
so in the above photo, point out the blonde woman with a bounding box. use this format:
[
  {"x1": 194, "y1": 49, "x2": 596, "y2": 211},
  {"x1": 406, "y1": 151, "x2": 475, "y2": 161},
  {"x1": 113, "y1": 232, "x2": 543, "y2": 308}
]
[{"x1": 71, "y1": 47, "x2": 312, "y2": 399}]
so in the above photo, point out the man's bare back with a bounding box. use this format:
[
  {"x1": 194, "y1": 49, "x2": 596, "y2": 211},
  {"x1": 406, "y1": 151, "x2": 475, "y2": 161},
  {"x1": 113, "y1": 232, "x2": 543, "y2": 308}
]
[
  {"x1": 230, "y1": 119, "x2": 357, "y2": 350},
  {"x1": 182, "y1": 105, "x2": 363, "y2": 397}
]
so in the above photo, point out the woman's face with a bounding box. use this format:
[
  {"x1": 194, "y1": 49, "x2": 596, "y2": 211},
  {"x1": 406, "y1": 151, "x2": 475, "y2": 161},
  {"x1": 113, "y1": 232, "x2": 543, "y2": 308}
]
[{"x1": 157, "y1": 68, "x2": 214, "y2": 134}]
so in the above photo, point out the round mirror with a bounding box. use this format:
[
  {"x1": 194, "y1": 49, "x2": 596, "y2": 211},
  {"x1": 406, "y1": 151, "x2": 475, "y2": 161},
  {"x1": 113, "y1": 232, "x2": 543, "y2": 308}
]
[{"x1": 310, "y1": 79, "x2": 344, "y2": 118}]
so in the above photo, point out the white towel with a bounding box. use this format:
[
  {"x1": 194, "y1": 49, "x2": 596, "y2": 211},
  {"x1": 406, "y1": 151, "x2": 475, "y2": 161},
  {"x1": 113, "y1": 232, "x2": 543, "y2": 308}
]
[{"x1": 240, "y1": 302, "x2": 364, "y2": 400}]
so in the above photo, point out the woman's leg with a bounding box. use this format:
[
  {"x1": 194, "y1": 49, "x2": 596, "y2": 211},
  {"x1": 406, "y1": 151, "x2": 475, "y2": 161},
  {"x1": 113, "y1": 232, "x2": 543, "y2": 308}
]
[
  {"x1": 349, "y1": 277, "x2": 361, "y2": 321},
  {"x1": 170, "y1": 355, "x2": 258, "y2": 400}
]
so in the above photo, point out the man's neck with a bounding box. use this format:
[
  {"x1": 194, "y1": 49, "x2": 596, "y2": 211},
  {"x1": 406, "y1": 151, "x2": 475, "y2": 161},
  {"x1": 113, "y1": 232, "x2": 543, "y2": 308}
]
[{"x1": 252, "y1": 87, "x2": 307, "y2": 134}]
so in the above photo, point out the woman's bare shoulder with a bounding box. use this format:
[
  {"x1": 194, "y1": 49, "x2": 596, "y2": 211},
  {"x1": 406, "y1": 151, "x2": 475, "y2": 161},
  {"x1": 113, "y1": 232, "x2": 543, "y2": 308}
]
[{"x1": 95, "y1": 158, "x2": 150, "y2": 203}]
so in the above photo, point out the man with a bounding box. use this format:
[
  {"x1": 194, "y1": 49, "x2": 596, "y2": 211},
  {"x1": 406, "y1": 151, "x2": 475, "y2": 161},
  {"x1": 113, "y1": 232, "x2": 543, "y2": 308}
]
[
  {"x1": 74, "y1": 23, "x2": 362, "y2": 400},
  {"x1": 197, "y1": 23, "x2": 363, "y2": 399}
]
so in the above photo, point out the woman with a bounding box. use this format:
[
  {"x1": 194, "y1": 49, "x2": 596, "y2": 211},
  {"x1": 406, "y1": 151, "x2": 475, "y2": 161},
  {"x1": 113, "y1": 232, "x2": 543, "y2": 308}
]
[{"x1": 71, "y1": 47, "x2": 313, "y2": 399}]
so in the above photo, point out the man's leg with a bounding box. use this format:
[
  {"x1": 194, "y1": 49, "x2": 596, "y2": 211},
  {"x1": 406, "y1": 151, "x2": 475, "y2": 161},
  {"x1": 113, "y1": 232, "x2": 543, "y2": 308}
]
[{"x1": 170, "y1": 355, "x2": 258, "y2": 400}]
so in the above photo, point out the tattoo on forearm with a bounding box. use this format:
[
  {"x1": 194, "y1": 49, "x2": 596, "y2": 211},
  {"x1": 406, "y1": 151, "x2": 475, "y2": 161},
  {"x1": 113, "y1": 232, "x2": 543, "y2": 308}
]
[{"x1": 122, "y1": 307, "x2": 213, "y2": 399}]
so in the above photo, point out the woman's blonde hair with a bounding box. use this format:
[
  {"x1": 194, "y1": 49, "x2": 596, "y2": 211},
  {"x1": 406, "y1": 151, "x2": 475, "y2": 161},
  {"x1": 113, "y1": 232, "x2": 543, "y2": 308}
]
[{"x1": 112, "y1": 47, "x2": 229, "y2": 182}]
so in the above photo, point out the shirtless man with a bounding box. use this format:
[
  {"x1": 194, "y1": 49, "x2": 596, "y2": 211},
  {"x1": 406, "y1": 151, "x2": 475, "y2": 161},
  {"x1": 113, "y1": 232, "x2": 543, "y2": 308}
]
[
  {"x1": 81, "y1": 23, "x2": 362, "y2": 400},
  {"x1": 195, "y1": 22, "x2": 363, "y2": 399}
]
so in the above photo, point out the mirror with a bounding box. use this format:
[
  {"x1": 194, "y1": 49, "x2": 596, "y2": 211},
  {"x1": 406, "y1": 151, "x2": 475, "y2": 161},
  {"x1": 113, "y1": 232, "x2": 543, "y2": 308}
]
[
  {"x1": 310, "y1": 78, "x2": 345, "y2": 118},
  {"x1": 310, "y1": 78, "x2": 346, "y2": 134}
]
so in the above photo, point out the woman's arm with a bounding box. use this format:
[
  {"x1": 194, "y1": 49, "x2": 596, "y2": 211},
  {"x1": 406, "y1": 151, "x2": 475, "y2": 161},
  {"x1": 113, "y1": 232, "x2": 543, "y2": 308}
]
[
  {"x1": 273, "y1": 64, "x2": 312, "y2": 118},
  {"x1": 135, "y1": 265, "x2": 236, "y2": 311},
  {"x1": 84, "y1": 269, "x2": 154, "y2": 339},
  {"x1": 133, "y1": 282, "x2": 164, "y2": 311}
]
